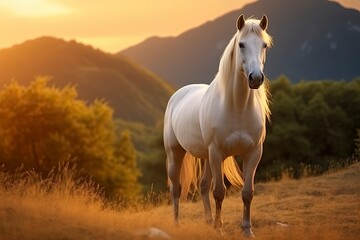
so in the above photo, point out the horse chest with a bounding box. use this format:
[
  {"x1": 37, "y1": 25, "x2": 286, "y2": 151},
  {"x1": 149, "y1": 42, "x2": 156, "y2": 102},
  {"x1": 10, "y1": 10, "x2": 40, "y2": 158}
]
[
  {"x1": 224, "y1": 131, "x2": 258, "y2": 156},
  {"x1": 212, "y1": 120, "x2": 265, "y2": 157}
]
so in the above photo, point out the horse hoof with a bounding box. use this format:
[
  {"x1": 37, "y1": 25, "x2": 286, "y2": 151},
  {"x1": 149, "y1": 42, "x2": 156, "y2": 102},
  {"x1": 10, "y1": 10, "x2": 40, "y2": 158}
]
[
  {"x1": 215, "y1": 227, "x2": 224, "y2": 237},
  {"x1": 213, "y1": 220, "x2": 224, "y2": 236},
  {"x1": 243, "y1": 228, "x2": 255, "y2": 238},
  {"x1": 173, "y1": 219, "x2": 179, "y2": 226},
  {"x1": 205, "y1": 218, "x2": 214, "y2": 226}
]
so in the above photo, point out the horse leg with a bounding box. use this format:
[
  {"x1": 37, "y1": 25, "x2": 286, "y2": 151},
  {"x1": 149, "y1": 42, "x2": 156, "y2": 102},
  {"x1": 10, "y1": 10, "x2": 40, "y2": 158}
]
[
  {"x1": 200, "y1": 159, "x2": 213, "y2": 225},
  {"x1": 167, "y1": 145, "x2": 186, "y2": 224},
  {"x1": 209, "y1": 149, "x2": 226, "y2": 233},
  {"x1": 241, "y1": 145, "x2": 262, "y2": 238}
]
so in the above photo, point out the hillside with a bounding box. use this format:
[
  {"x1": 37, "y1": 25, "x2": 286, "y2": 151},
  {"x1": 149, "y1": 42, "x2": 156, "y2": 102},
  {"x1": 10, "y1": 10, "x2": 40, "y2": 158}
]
[
  {"x1": 1, "y1": 162, "x2": 359, "y2": 239},
  {"x1": 120, "y1": 0, "x2": 360, "y2": 86},
  {"x1": 0, "y1": 37, "x2": 174, "y2": 125}
]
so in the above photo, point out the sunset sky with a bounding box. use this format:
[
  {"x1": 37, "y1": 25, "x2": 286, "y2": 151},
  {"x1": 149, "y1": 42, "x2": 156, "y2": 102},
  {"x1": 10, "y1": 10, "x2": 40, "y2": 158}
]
[{"x1": 0, "y1": 0, "x2": 359, "y2": 53}]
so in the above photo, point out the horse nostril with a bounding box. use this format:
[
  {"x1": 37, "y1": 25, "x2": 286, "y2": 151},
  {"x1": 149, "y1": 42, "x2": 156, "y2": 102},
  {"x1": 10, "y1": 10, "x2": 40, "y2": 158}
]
[
  {"x1": 249, "y1": 73, "x2": 253, "y2": 81},
  {"x1": 261, "y1": 73, "x2": 264, "y2": 83}
]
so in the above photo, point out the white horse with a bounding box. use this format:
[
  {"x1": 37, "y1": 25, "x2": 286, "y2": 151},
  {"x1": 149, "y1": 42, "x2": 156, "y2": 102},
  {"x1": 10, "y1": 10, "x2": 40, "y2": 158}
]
[{"x1": 164, "y1": 14, "x2": 272, "y2": 237}]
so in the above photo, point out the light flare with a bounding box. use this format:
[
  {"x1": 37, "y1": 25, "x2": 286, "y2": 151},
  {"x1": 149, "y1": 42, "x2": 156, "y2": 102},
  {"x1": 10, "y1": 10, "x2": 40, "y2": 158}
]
[{"x1": 0, "y1": 0, "x2": 72, "y2": 17}]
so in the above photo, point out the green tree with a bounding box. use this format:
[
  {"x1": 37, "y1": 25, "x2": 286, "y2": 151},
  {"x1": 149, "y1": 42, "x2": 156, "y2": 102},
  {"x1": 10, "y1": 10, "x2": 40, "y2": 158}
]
[
  {"x1": 0, "y1": 78, "x2": 141, "y2": 200},
  {"x1": 355, "y1": 129, "x2": 360, "y2": 158},
  {"x1": 261, "y1": 77, "x2": 360, "y2": 180},
  {"x1": 301, "y1": 93, "x2": 331, "y2": 156},
  {"x1": 116, "y1": 120, "x2": 167, "y2": 192},
  {"x1": 263, "y1": 88, "x2": 312, "y2": 179},
  {"x1": 109, "y1": 130, "x2": 141, "y2": 200},
  {"x1": 270, "y1": 75, "x2": 293, "y2": 96}
]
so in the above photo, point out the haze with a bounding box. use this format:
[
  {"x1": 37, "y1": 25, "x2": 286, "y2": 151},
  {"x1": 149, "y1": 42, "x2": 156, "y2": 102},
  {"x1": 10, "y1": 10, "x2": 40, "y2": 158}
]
[{"x1": 0, "y1": 0, "x2": 359, "y2": 53}]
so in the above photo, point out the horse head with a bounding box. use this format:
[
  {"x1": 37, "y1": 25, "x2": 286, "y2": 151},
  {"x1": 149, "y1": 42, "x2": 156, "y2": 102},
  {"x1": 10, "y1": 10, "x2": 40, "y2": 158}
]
[{"x1": 236, "y1": 14, "x2": 271, "y2": 89}]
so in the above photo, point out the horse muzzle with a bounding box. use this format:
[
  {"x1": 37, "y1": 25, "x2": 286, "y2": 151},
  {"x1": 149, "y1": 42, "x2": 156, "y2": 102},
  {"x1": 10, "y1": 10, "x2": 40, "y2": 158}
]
[{"x1": 248, "y1": 73, "x2": 264, "y2": 89}]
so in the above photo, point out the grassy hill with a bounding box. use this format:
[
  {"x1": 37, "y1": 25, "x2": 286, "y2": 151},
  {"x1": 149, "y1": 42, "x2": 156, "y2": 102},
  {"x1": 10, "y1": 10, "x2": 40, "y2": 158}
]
[
  {"x1": 1, "y1": 162, "x2": 359, "y2": 239},
  {"x1": 0, "y1": 37, "x2": 174, "y2": 125}
]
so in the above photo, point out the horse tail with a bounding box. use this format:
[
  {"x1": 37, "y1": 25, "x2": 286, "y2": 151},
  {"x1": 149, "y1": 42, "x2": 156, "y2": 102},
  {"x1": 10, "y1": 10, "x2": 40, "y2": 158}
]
[
  {"x1": 223, "y1": 156, "x2": 243, "y2": 188},
  {"x1": 175, "y1": 154, "x2": 243, "y2": 201},
  {"x1": 179, "y1": 153, "x2": 201, "y2": 201}
]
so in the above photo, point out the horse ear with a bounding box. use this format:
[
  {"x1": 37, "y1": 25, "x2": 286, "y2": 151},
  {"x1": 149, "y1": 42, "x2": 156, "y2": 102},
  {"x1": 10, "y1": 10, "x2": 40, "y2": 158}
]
[
  {"x1": 259, "y1": 14, "x2": 268, "y2": 30},
  {"x1": 237, "y1": 14, "x2": 245, "y2": 31}
]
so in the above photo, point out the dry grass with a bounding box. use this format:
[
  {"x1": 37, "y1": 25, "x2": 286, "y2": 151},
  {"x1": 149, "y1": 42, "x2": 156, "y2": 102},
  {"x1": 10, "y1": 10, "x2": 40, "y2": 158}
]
[{"x1": 1, "y1": 163, "x2": 359, "y2": 240}]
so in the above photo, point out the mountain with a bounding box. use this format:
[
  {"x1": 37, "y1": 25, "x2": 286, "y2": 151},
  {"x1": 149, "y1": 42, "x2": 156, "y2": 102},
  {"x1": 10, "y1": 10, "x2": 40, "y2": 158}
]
[
  {"x1": 0, "y1": 37, "x2": 174, "y2": 125},
  {"x1": 120, "y1": 0, "x2": 360, "y2": 86}
]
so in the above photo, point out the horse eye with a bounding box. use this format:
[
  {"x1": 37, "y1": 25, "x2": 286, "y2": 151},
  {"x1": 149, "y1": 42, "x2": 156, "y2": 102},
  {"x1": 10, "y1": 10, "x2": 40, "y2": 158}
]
[
  {"x1": 263, "y1": 43, "x2": 268, "y2": 49},
  {"x1": 239, "y1": 42, "x2": 245, "y2": 49}
]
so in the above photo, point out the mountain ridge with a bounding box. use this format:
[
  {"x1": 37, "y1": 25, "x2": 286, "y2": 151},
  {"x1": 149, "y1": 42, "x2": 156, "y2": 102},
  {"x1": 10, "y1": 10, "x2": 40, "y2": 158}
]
[
  {"x1": 120, "y1": 0, "x2": 360, "y2": 87},
  {"x1": 0, "y1": 36, "x2": 174, "y2": 125}
]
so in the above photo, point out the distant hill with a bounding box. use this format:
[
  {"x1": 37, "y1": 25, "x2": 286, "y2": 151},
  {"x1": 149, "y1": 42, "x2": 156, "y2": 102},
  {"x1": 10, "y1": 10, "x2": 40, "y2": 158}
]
[
  {"x1": 0, "y1": 37, "x2": 174, "y2": 125},
  {"x1": 120, "y1": 0, "x2": 360, "y2": 86}
]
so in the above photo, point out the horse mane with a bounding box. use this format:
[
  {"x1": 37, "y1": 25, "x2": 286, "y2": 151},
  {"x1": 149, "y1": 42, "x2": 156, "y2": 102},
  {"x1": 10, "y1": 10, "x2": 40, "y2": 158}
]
[{"x1": 217, "y1": 18, "x2": 273, "y2": 121}]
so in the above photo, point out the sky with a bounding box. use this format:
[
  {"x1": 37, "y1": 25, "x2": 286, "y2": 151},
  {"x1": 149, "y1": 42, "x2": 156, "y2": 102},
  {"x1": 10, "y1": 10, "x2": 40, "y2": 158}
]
[{"x1": 0, "y1": 0, "x2": 359, "y2": 53}]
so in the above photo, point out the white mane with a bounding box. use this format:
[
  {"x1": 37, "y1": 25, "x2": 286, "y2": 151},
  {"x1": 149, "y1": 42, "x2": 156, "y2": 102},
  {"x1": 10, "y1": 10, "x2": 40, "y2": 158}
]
[{"x1": 217, "y1": 18, "x2": 273, "y2": 121}]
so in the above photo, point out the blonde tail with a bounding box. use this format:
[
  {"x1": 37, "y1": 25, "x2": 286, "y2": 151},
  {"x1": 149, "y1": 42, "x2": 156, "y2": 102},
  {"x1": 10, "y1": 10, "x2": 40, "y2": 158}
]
[
  {"x1": 223, "y1": 156, "x2": 243, "y2": 188},
  {"x1": 179, "y1": 153, "x2": 201, "y2": 200},
  {"x1": 176, "y1": 154, "x2": 243, "y2": 201}
]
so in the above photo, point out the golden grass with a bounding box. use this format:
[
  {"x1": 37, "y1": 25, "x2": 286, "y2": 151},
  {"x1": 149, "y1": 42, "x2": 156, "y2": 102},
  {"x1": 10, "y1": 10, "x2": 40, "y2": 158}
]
[{"x1": 1, "y1": 163, "x2": 359, "y2": 240}]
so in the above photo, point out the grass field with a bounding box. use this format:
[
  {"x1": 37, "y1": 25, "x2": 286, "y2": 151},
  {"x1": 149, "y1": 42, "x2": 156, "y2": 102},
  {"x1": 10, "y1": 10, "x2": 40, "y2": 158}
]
[{"x1": 1, "y1": 163, "x2": 359, "y2": 240}]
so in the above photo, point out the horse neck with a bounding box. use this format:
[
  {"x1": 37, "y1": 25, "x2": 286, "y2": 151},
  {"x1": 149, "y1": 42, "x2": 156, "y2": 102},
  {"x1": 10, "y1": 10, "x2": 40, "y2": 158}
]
[{"x1": 220, "y1": 67, "x2": 255, "y2": 113}]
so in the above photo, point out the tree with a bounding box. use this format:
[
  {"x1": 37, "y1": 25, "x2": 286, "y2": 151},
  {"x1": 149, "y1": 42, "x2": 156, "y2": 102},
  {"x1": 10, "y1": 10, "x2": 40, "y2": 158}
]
[
  {"x1": 116, "y1": 120, "x2": 168, "y2": 192},
  {"x1": 263, "y1": 89, "x2": 312, "y2": 179},
  {"x1": 0, "y1": 78, "x2": 141, "y2": 200},
  {"x1": 270, "y1": 75, "x2": 293, "y2": 96},
  {"x1": 260, "y1": 76, "x2": 360, "y2": 180},
  {"x1": 108, "y1": 130, "x2": 141, "y2": 200},
  {"x1": 355, "y1": 129, "x2": 360, "y2": 158}
]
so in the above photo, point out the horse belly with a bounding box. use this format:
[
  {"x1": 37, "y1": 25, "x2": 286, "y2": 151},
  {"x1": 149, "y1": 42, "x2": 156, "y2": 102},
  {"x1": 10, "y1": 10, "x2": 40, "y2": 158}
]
[
  {"x1": 177, "y1": 131, "x2": 208, "y2": 158},
  {"x1": 170, "y1": 87, "x2": 208, "y2": 158},
  {"x1": 172, "y1": 108, "x2": 208, "y2": 158}
]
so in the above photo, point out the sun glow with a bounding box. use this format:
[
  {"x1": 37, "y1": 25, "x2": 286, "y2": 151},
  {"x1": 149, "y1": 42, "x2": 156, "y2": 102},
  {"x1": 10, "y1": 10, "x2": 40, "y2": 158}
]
[
  {"x1": 0, "y1": 0, "x2": 358, "y2": 52},
  {"x1": 0, "y1": 0, "x2": 72, "y2": 17}
]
